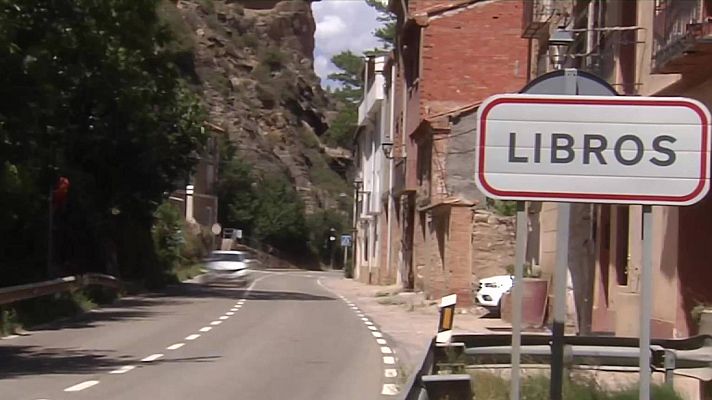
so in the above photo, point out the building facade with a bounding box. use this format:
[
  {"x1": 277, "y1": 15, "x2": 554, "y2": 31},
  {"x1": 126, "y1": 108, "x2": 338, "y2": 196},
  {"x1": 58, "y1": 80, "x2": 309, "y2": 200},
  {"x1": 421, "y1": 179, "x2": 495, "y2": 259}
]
[{"x1": 522, "y1": 0, "x2": 712, "y2": 339}]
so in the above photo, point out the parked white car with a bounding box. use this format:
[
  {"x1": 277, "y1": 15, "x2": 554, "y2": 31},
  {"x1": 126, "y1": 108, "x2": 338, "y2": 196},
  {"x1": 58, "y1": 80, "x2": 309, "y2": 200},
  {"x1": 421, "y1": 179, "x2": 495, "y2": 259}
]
[
  {"x1": 202, "y1": 250, "x2": 255, "y2": 285},
  {"x1": 475, "y1": 275, "x2": 514, "y2": 311}
]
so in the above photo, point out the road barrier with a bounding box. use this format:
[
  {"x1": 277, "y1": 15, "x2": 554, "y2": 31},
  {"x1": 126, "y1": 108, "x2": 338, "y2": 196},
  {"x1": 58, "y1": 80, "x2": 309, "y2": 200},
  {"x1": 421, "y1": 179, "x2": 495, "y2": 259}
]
[
  {"x1": 0, "y1": 273, "x2": 121, "y2": 305},
  {"x1": 402, "y1": 294, "x2": 712, "y2": 399},
  {"x1": 402, "y1": 333, "x2": 712, "y2": 400}
]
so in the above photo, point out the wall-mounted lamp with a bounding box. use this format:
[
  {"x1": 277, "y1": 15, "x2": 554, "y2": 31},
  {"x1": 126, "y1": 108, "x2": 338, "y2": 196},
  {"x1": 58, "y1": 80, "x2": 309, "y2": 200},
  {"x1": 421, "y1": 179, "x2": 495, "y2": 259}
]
[
  {"x1": 548, "y1": 27, "x2": 574, "y2": 70},
  {"x1": 382, "y1": 140, "x2": 395, "y2": 159}
]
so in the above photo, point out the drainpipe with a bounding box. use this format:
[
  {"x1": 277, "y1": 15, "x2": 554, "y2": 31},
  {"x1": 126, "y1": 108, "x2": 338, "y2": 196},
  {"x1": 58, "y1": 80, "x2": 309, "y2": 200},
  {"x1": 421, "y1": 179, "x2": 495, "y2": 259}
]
[{"x1": 387, "y1": 65, "x2": 397, "y2": 285}]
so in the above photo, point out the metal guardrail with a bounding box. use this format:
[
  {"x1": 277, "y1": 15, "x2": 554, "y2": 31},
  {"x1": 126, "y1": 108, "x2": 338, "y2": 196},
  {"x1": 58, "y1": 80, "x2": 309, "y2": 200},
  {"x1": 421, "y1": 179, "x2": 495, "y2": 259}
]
[
  {"x1": 0, "y1": 273, "x2": 121, "y2": 305},
  {"x1": 402, "y1": 333, "x2": 712, "y2": 400}
]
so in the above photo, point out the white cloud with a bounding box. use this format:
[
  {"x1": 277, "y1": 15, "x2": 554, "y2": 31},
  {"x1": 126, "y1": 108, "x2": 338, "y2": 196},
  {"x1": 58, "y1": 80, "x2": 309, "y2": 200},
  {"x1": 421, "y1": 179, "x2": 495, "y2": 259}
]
[{"x1": 312, "y1": 0, "x2": 383, "y2": 87}]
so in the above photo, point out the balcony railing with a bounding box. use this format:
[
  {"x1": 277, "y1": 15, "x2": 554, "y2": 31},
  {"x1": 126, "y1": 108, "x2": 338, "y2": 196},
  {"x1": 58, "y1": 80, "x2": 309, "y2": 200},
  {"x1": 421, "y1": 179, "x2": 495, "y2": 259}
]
[
  {"x1": 653, "y1": 0, "x2": 712, "y2": 74},
  {"x1": 357, "y1": 74, "x2": 385, "y2": 126},
  {"x1": 522, "y1": 0, "x2": 573, "y2": 39}
]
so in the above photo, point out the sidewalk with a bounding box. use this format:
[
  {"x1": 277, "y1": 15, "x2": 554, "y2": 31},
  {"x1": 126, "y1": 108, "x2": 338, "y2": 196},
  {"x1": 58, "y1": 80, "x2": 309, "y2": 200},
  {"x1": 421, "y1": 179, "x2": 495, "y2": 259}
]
[{"x1": 321, "y1": 275, "x2": 509, "y2": 381}]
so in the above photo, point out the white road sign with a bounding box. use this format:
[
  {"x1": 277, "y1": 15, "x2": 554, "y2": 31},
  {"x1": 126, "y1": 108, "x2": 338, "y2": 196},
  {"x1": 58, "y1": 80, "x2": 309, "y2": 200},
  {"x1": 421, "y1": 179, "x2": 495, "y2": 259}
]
[{"x1": 475, "y1": 94, "x2": 711, "y2": 205}]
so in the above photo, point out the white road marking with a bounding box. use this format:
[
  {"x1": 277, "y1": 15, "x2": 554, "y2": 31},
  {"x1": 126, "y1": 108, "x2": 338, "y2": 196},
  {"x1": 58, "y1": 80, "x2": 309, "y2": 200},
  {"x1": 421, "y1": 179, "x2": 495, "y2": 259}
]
[
  {"x1": 381, "y1": 346, "x2": 393, "y2": 354},
  {"x1": 109, "y1": 365, "x2": 136, "y2": 374},
  {"x1": 383, "y1": 356, "x2": 396, "y2": 365},
  {"x1": 199, "y1": 327, "x2": 212, "y2": 332},
  {"x1": 376, "y1": 338, "x2": 387, "y2": 345},
  {"x1": 237, "y1": 300, "x2": 245, "y2": 304},
  {"x1": 381, "y1": 384, "x2": 399, "y2": 395},
  {"x1": 368, "y1": 326, "x2": 378, "y2": 331},
  {"x1": 141, "y1": 353, "x2": 164, "y2": 362},
  {"x1": 166, "y1": 343, "x2": 185, "y2": 350},
  {"x1": 372, "y1": 331, "x2": 383, "y2": 338},
  {"x1": 364, "y1": 321, "x2": 374, "y2": 326},
  {"x1": 210, "y1": 320, "x2": 222, "y2": 326},
  {"x1": 226, "y1": 312, "x2": 235, "y2": 316},
  {"x1": 185, "y1": 334, "x2": 201, "y2": 341},
  {"x1": 219, "y1": 315, "x2": 229, "y2": 320},
  {"x1": 230, "y1": 308, "x2": 238, "y2": 311},
  {"x1": 356, "y1": 313, "x2": 365, "y2": 317},
  {"x1": 64, "y1": 380, "x2": 100, "y2": 392},
  {"x1": 1, "y1": 335, "x2": 19, "y2": 340},
  {"x1": 361, "y1": 317, "x2": 369, "y2": 322},
  {"x1": 385, "y1": 369, "x2": 398, "y2": 378}
]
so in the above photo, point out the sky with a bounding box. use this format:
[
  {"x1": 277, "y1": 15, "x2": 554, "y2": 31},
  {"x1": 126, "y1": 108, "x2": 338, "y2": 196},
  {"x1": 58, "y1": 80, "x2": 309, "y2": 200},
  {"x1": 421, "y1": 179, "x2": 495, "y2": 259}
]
[{"x1": 312, "y1": 0, "x2": 383, "y2": 88}]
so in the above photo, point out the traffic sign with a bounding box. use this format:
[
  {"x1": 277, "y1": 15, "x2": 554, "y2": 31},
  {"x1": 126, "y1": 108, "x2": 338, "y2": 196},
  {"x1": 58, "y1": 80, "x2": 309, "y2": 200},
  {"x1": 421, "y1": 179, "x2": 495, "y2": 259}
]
[
  {"x1": 340, "y1": 234, "x2": 352, "y2": 248},
  {"x1": 475, "y1": 94, "x2": 711, "y2": 205},
  {"x1": 211, "y1": 223, "x2": 222, "y2": 235}
]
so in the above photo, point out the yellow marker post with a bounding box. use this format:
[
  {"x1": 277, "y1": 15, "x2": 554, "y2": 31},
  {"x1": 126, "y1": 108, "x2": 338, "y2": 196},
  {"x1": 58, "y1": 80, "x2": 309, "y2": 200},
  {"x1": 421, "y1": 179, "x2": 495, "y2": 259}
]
[{"x1": 436, "y1": 294, "x2": 457, "y2": 343}]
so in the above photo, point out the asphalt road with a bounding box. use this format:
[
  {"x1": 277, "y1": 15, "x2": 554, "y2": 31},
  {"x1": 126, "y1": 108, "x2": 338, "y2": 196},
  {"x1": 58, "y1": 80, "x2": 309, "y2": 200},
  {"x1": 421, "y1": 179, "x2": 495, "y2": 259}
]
[{"x1": 0, "y1": 270, "x2": 389, "y2": 400}]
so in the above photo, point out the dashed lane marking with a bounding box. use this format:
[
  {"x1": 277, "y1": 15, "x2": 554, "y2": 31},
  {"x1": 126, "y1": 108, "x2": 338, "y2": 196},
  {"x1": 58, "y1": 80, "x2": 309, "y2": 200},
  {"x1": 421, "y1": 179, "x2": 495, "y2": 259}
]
[
  {"x1": 141, "y1": 353, "x2": 164, "y2": 362},
  {"x1": 372, "y1": 331, "x2": 383, "y2": 338},
  {"x1": 199, "y1": 327, "x2": 212, "y2": 332},
  {"x1": 219, "y1": 315, "x2": 229, "y2": 320},
  {"x1": 381, "y1": 346, "x2": 393, "y2": 354},
  {"x1": 385, "y1": 369, "x2": 398, "y2": 378},
  {"x1": 376, "y1": 338, "x2": 387, "y2": 345},
  {"x1": 383, "y1": 356, "x2": 396, "y2": 365},
  {"x1": 109, "y1": 365, "x2": 136, "y2": 374},
  {"x1": 166, "y1": 343, "x2": 185, "y2": 350},
  {"x1": 226, "y1": 312, "x2": 235, "y2": 316},
  {"x1": 64, "y1": 380, "x2": 100, "y2": 392},
  {"x1": 381, "y1": 384, "x2": 399, "y2": 396},
  {"x1": 185, "y1": 334, "x2": 200, "y2": 341},
  {"x1": 368, "y1": 326, "x2": 378, "y2": 331},
  {"x1": 210, "y1": 320, "x2": 222, "y2": 326}
]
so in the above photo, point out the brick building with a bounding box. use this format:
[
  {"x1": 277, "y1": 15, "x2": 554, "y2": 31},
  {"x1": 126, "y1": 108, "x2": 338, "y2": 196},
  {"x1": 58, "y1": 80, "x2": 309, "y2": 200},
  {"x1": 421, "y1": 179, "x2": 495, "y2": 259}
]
[{"x1": 378, "y1": 0, "x2": 529, "y2": 305}]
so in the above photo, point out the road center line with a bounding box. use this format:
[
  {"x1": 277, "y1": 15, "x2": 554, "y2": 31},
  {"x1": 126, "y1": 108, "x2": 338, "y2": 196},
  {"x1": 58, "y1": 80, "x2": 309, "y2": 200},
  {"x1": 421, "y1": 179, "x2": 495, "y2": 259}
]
[
  {"x1": 64, "y1": 380, "x2": 100, "y2": 392},
  {"x1": 226, "y1": 312, "x2": 235, "y2": 316},
  {"x1": 385, "y1": 369, "x2": 398, "y2": 377},
  {"x1": 372, "y1": 331, "x2": 383, "y2": 338},
  {"x1": 368, "y1": 326, "x2": 378, "y2": 331},
  {"x1": 210, "y1": 320, "x2": 222, "y2": 326},
  {"x1": 166, "y1": 343, "x2": 185, "y2": 350},
  {"x1": 109, "y1": 365, "x2": 136, "y2": 374},
  {"x1": 376, "y1": 338, "x2": 387, "y2": 345},
  {"x1": 383, "y1": 356, "x2": 396, "y2": 365},
  {"x1": 381, "y1": 346, "x2": 393, "y2": 354},
  {"x1": 141, "y1": 353, "x2": 164, "y2": 362},
  {"x1": 185, "y1": 334, "x2": 200, "y2": 340},
  {"x1": 219, "y1": 315, "x2": 229, "y2": 320},
  {"x1": 199, "y1": 327, "x2": 212, "y2": 332}
]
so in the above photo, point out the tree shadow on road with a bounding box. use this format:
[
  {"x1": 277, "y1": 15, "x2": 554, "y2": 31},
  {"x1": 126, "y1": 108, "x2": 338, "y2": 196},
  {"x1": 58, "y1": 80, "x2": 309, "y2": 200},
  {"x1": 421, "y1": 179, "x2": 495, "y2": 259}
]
[
  {"x1": 0, "y1": 345, "x2": 221, "y2": 379},
  {"x1": 243, "y1": 290, "x2": 335, "y2": 301}
]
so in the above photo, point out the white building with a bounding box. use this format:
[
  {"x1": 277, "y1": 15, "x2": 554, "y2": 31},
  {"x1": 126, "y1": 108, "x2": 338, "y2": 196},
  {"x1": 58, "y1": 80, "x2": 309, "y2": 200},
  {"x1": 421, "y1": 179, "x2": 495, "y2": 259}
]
[{"x1": 353, "y1": 54, "x2": 397, "y2": 284}]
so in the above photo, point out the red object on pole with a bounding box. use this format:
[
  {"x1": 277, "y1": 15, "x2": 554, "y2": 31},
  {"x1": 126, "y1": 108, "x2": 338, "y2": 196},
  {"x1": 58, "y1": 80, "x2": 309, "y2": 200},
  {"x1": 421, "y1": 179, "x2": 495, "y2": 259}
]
[{"x1": 52, "y1": 177, "x2": 70, "y2": 209}]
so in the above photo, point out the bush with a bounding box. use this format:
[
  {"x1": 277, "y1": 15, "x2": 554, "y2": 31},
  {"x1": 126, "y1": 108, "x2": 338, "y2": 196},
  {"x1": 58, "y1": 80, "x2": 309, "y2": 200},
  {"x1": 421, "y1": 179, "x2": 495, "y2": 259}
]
[{"x1": 260, "y1": 47, "x2": 287, "y2": 71}]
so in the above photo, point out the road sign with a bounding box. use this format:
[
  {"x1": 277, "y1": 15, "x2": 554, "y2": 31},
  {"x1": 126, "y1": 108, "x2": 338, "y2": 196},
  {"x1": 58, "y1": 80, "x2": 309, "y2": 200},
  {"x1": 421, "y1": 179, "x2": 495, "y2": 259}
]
[
  {"x1": 211, "y1": 223, "x2": 222, "y2": 236},
  {"x1": 475, "y1": 94, "x2": 711, "y2": 206},
  {"x1": 340, "y1": 234, "x2": 352, "y2": 248}
]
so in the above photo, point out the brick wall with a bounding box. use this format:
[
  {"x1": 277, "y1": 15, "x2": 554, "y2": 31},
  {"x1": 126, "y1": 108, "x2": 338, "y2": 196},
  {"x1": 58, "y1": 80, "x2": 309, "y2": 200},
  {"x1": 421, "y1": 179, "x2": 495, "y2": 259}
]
[{"x1": 420, "y1": 0, "x2": 528, "y2": 108}]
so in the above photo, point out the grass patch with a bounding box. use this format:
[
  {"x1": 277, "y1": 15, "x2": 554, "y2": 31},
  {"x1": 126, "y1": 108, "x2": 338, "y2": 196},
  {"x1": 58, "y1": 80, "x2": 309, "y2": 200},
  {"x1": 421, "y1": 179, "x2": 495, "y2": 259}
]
[
  {"x1": 470, "y1": 372, "x2": 683, "y2": 400},
  {"x1": 1, "y1": 290, "x2": 100, "y2": 335},
  {"x1": 173, "y1": 263, "x2": 204, "y2": 282}
]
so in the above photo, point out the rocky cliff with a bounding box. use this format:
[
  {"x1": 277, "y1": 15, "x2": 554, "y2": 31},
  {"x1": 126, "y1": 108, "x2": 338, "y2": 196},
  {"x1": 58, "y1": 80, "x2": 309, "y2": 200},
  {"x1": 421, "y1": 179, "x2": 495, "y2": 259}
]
[{"x1": 170, "y1": 0, "x2": 349, "y2": 213}]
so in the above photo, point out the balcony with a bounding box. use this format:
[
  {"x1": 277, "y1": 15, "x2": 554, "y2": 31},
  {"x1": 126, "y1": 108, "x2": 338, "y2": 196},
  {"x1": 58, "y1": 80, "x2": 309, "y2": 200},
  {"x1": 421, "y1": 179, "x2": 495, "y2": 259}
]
[
  {"x1": 521, "y1": 0, "x2": 572, "y2": 39},
  {"x1": 653, "y1": 0, "x2": 712, "y2": 74},
  {"x1": 357, "y1": 74, "x2": 385, "y2": 126}
]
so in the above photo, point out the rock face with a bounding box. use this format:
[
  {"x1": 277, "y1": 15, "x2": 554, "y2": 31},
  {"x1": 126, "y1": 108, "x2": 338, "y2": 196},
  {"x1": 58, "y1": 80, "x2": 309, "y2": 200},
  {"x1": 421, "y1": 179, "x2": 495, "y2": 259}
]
[{"x1": 173, "y1": 0, "x2": 348, "y2": 213}]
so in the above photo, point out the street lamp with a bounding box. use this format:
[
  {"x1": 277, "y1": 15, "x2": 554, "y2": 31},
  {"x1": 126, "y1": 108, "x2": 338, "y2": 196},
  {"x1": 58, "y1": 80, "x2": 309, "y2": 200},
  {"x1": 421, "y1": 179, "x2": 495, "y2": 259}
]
[
  {"x1": 548, "y1": 27, "x2": 574, "y2": 70},
  {"x1": 353, "y1": 176, "x2": 363, "y2": 190}
]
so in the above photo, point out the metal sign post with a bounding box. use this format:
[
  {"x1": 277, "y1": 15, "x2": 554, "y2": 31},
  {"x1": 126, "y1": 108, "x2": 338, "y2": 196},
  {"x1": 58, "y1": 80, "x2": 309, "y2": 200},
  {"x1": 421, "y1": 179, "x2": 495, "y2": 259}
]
[
  {"x1": 640, "y1": 205, "x2": 653, "y2": 400},
  {"x1": 510, "y1": 201, "x2": 527, "y2": 400}
]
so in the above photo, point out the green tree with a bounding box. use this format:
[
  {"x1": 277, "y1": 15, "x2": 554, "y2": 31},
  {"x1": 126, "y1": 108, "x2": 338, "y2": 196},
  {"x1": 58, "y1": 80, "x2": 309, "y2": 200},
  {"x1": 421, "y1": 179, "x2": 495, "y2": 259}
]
[
  {"x1": 0, "y1": 0, "x2": 206, "y2": 284},
  {"x1": 327, "y1": 50, "x2": 364, "y2": 104},
  {"x1": 365, "y1": 0, "x2": 396, "y2": 48}
]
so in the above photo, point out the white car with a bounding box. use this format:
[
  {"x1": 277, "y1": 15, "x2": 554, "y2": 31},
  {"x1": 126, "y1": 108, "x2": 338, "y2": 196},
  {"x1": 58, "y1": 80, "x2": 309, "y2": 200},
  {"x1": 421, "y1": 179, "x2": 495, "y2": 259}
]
[
  {"x1": 202, "y1": 251, "x2": 255, "y2": 284},
  {"x1": 475, "y1": 275, "x2": 514, "y2": 311}
]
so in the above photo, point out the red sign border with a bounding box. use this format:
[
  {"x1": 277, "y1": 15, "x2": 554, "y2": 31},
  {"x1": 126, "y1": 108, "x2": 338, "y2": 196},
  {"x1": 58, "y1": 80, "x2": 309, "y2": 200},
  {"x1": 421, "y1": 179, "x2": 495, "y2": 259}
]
[{"x1": 476, "y1": 96, "x2": 711, "y2": 204}]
